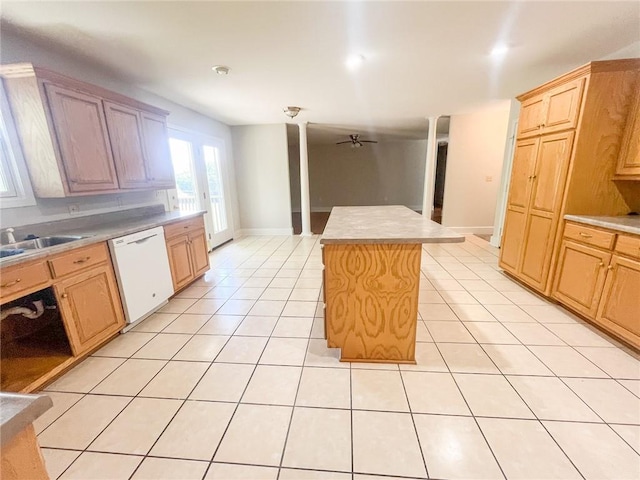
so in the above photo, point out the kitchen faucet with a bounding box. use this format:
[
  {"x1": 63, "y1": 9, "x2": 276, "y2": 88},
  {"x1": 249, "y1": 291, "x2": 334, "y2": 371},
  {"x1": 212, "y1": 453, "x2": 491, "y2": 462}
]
[{"x1": 4, "y1": 227, "x2": 16, "y2": 244}]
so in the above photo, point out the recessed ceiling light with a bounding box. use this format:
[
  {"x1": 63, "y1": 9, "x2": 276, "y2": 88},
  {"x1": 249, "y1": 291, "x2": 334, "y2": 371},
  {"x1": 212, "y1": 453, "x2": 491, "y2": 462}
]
[
  {"x1": 212, "y1": 65, "x2": 230, "y2": 75},
  {"x1": 345, "y1": 54, "x2": 366, "y2": 70},
  {"x1": 490, "y1": 44, "x2": 509, "y2": 57}
]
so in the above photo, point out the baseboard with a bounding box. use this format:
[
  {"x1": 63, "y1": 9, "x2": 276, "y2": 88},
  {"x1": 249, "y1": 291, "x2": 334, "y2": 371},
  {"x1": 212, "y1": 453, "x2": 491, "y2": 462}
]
[
  {"x1": 236, "y1": 228, "x2": 294, "y2": 236},
  {"x1": 446, "y1": 226, "x2": 494, "y2": 235}
]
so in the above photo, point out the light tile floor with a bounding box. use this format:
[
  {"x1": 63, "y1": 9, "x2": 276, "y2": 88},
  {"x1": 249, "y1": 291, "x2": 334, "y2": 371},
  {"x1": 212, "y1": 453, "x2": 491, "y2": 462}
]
[{"x1": 36, "y1": 235, "x2": 640, "y2": 480}]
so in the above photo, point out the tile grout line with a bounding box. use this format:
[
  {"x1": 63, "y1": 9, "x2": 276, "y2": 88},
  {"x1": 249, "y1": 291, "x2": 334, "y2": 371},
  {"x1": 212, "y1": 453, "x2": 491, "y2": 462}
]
[{"x1": 430, "y1": 339, "x2": 509, "y2": 480}]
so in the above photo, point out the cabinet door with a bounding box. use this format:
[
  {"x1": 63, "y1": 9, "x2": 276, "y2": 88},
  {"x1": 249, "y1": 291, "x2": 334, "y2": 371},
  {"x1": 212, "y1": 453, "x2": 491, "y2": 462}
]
[
  {"x1": 55, "y1": 264, "x2": 125, "y2": 355},
  {"x1": 597, "y1": 255, "x2": 640, "y2": 343},
  {"x1": 44, "y1": 83, "x2": 119, "y2": 193},
  {"x1": 519, "y1": 131, "x2": 574, "y2": 291},
  {"x1": 166, "y1": 234, "x2": 194, "y2": 291},
  {"x1": 189, "y1": 228, "x2": 210, "y2": 279},
  {"x1": 104, "y1": 101, "x2": 149, "y2": 189},
  {"x1": 499, "y1": 139, "x2": 538, "y2": 272},
  {"x1": 141, "y1": 112, "x2": 175, "y2": 188},
  {"x1": 616, "y1": 85, "x2": 640, "y2": 177},
  {"x1": 517, "y1": 95, "x2": 545, "y2": 139},
  {"x1": 552, "y1": 240, "x2": 611, "y2": 318},
  {"x1": 541, "y1": 78, "x2": 585, "y2": 135}
]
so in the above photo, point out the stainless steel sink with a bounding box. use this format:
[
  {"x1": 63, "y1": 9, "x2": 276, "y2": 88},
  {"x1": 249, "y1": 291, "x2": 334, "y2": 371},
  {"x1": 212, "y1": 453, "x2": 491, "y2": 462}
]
[{"x1": 0, "y1": 235, "x2": 87, "y2": 257}]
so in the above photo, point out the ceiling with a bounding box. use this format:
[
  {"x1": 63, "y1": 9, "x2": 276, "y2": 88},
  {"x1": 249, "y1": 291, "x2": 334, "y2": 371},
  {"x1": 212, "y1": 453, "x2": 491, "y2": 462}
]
[{"x1": 1, "y1": 1, "x2": 638, "y2": 140}]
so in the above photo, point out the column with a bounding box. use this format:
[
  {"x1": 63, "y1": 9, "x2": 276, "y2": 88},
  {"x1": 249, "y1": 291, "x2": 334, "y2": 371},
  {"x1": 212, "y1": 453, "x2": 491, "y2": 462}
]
[
  {"x1": 421, "y1": 116, "x2": 440, "y2": 219},
  {"x1": 299, "y1": 122, "x2": 312, "y2": 236}
]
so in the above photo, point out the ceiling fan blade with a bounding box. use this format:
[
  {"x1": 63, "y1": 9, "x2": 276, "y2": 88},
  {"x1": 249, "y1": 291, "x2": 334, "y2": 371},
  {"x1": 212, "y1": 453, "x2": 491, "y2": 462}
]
[
  {"x1": 360, "y1": 140, "x2": 378, "y2": 143},
  {"x1": 336, "y1": 141, "x2": 353, "y2": 145}
]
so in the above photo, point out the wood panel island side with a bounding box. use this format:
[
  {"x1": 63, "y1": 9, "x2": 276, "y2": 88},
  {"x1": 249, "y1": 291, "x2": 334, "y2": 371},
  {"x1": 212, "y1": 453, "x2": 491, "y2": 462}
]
[{"x1": 320, "y1": 206, "x2": 464, "y2": 363}]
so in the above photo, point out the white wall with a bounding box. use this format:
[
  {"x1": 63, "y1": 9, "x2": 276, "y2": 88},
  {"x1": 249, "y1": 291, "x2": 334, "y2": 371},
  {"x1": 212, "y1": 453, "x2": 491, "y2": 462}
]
[
  {"x1": 231, "y1": 124, "x2": 292, "y2": 234},
  {"x1": 0, "y1": 28, "x2": 239, "y2": 230},
  {"x1": 442, "y1": 101, "x2": 511, "y2": 233},
  {"x1": 308, "y1": 140, "x2": 427, "y2": 211}
]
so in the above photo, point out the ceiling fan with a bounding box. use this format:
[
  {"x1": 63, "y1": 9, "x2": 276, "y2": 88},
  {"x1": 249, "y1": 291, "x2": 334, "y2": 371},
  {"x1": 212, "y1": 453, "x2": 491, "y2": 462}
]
[{"x1": 336, "y1": 134, "x2": 378, "y2": 148}]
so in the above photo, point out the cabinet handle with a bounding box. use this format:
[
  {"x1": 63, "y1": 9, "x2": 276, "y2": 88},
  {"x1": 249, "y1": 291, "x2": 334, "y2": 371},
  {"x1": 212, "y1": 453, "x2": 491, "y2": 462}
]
[
  {"x1": 599, "y1": 262, "x2": 604, "y2": 267},
  {"x1": 61, "y1": 293, "x2": 68, "y2": 298},
  {"x1": 73, "y1": 256, "x2": 91, "y2": 264},
  {"x1": 607, "y1": 265, "x2": 613, "y2": 270},
  {"x1": 579, "y1": 233, "x2": 592, "y2": 238},
  {"x1": 1, "y1": 278, "x2": 21, "y2": 288}
]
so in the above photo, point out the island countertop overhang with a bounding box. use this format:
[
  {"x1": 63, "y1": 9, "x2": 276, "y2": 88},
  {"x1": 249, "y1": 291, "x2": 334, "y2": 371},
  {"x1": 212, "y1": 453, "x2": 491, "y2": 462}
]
[{"x1": 319, "y1": 205, "x2": 465, "y2": 245}]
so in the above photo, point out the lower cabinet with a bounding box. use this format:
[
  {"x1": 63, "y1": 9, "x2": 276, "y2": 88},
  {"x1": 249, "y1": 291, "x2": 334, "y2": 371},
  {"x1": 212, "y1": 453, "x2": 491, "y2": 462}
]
[
  {"x1": 597, "y1": 255, "x2": 640, "y2": 341},
  {"x1": 552, "y1": 223, "x2": 640, "y2": 348},
  {"x1": 54, "y1": 263, "x2": 125, "y2": 356},
  {"x1": 552, "y1": 240, "x2": 610, "y2": 318},
  {"x1": 165, "y1": 216, "x2": 210, "y2": 292},
  {"x1": 0, "y1": 241, "x2": 125, "y2": 392}
]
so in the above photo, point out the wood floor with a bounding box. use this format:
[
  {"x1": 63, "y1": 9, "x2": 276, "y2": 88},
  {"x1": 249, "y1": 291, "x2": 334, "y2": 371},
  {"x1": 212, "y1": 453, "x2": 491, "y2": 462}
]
[{"x1": 291, "y1": 212, "x2": 330, "y2": 235}]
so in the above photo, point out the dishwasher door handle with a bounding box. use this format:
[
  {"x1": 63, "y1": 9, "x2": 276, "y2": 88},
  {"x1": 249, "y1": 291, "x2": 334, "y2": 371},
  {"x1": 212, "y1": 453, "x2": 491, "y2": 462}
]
[{"x1": 128, "y1": 234, "x2": 158, "y2": 245}]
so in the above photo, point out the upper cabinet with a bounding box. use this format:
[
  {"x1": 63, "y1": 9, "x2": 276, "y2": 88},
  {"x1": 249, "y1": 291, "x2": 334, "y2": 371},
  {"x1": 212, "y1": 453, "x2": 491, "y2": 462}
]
[
  {"x1": 516, "y1": 78, "x2": 585, "y2": 139},
  {"x1": 616, "y1": 75, "x2": 640, "y2": 179},
  {"x1": 500, "y1": 59, "x2": 640, "y2": 296},
  {"x1": 45, "y1": 84, "x2": 120, "y2": 192},
  {"x1": 0, "y1": 63, "x2": 175, "y2": 197}
]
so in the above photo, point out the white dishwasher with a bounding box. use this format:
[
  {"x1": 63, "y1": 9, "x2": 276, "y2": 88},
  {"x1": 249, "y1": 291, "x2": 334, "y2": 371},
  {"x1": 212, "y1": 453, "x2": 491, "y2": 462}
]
[{"x1": 109, "y1": 226, "x2": 174, "y2": 329}]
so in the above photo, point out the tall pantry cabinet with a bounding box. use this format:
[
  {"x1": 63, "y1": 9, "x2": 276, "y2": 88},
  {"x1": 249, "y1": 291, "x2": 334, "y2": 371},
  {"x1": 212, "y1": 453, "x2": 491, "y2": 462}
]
[{"x1": 499, "y1": 59, "x2": 640, "y2": 296}]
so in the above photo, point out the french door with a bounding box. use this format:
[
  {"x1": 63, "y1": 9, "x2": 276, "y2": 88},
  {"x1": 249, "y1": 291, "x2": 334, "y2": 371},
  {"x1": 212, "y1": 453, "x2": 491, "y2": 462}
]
[{"x1": 168, "y1": 128, "x2": 233, "y2": 249}]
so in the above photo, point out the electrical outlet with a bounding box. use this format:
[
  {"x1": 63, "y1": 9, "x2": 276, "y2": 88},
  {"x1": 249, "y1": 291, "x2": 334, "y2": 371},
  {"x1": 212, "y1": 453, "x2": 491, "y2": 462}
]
[
  {"x1": 68, "y1": 204, "x2": 80, "y2": 215},
  {"x1": 485, "y1": 176, "x2": 493, "y2": 182}
]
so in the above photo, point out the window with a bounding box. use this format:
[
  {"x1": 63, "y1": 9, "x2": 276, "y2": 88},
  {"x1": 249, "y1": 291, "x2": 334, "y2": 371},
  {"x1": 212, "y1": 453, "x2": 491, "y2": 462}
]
[{"x1": 0, "y1": 83, "x2": 35, "y2": 208}]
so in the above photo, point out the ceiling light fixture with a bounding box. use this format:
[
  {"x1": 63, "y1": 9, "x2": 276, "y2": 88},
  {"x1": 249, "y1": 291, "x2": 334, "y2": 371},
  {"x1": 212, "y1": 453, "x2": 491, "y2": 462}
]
[
  {"x1": 212, "y1": 65, "x2": 230, "y2": 75},
  {"x1": 283, "y1": 106, "x2": 301, "y2": 119},
  {"x1": 345, "y1": 54, "x2": 366, "y2": 70}
]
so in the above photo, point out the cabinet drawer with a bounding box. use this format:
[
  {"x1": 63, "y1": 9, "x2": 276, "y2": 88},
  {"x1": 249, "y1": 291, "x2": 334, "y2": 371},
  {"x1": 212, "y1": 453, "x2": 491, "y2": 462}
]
[
  {"x1": 164, "y1": 216, "x2": 205, "y2": 240},
  {"x1": 615, "y1": 234, "x2": 640, "y2": 259},
  {"x1": 0, "y1": 261, "x2": 50, "y2": 302},
  {"x1": 564, "y1": 222, "x2": 615, "y2": 250},
  {"x1": 48, "y1": 243, "x2": 110, "y2": 278}
]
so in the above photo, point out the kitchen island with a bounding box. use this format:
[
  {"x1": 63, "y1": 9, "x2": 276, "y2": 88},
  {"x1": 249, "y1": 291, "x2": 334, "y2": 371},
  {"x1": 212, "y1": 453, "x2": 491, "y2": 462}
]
[{"x1": 320, "y1": 206, "x2": 464, "y2": 363}]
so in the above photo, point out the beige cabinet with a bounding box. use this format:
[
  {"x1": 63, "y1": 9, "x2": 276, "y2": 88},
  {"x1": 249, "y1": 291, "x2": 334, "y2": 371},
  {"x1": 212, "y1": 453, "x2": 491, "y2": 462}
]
[
  {"x1": 500, "y1": 132, "x2": 574, "y2": 292},
  {"x1": 165, "y1": 216, "x2": 210, "y2": 292},
  {"x1": 0, "y1": 241, "x2": 125, "y2": 392},
  {"x1": 552, "y1": 240, "x2": 610, "y2": 318},
  {"x1": 597, "y1": 255, "x2": 640, "y2": 342},
  {"x1": 166, "y1": 234, "x2": 194, "y2": 292},
  {"x1": 517, "y1": 78, "x2": 584, "y2": 139},
  {"x1": 141, "y1": 112, "x2": 175, "y2": 188},
  {"x1": 0, "y1": 64, "x2": 174, "y2": 197},
  {"x1": 104, "y1": 101, "x2": 149, "y2": 189},
  {"x1": 500, "y1": 59, "x2": 640, "y2": 296},
  {"x1": 44, "y1": 83, "x2": 119, "y2": 193},
  {"x1": 616, "y1": 80, "x2": 640, "y2": 178},
  {"x1": 551, "y1": 223, "x2": 640, "y2": 349},
  {"x1": 55, "y1": 263, "x2": 125, "y2": 356}
]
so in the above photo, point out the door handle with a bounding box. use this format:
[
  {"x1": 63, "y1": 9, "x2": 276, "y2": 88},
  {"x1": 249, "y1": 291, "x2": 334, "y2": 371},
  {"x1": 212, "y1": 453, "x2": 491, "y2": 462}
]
[
  {"x1": 73, "y1": 256, "x2": 91, "y2": 264},
  {"x1": 128, "y1": 234, "x2": 158, "y2": 245}
]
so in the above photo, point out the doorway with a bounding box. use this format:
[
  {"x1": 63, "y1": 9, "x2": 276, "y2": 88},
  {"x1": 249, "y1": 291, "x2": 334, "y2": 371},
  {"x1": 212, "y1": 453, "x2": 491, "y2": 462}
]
[
  {"x1": 168, "y1": 129, "x2": 234, "y2": 249},
  {"x1": 431, "y1": 142, "x2": 448, "y2": 224}
]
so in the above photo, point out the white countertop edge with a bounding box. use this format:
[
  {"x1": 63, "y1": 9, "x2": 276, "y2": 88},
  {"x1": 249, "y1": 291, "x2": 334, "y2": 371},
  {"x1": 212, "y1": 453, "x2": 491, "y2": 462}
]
[{"x1": 564, "y1": 215, "x2": 640, "y2": 236}]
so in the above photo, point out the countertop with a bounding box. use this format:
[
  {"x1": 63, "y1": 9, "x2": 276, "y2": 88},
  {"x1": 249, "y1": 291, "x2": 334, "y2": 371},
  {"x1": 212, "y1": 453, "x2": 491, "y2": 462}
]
[
  {"x1": 320, "y1": 206, "x2": 465, "y2": 244},
  {"x1": 564, "y1": 215, "x2": 640, "y2": 236},
  {"x1": 0, "y1": 392, "x2": 52, "y2": 446},
  {"x1": 0, "y1": 209, "x2": 207, "y2": 268}
]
